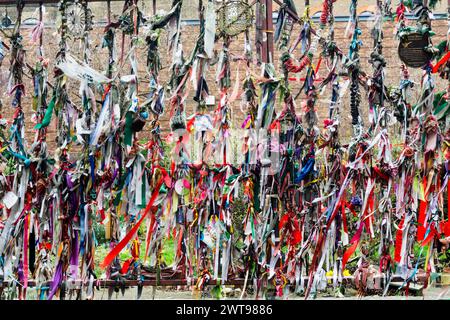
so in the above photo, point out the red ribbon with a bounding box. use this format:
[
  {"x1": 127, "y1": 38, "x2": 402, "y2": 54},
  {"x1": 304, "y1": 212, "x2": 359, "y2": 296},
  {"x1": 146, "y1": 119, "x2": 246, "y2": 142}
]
[
  {"x1": 422, "y1": 225, "x2": 438, "y2": 247},
  {"x1": 341, "y1": 201, "x2": 348, "y2": 234},
  {"x1": 100, "y1": 167, "x2": 167, "y2": 269},
  {"x1": 447, "y1": 181, "x2": 450, "y2": 222},
  {"x1": 432, "y1": 51, "x2": 450, "y2": 74},
  {"x1": 394, "y1": 216, "x2": 405, "y2": 263},
  {"x1": 284, "y1": 55, "x2": 311, "y2": 73},
  {"x1": 417, "y1": 176, "x2": 428, "y2": 242},
  {"x1": 373, "y1": 165, "x2": 389, "y2": 181},
  {"x1": 440, "y1": 220, "x2": 450, "y2": 237},
  {"x1": 342, "y1": 224, "x2": 364, "y2": 269},
  {"x1": 23, "y1": 214, "x2": 29, "y2": 289}
]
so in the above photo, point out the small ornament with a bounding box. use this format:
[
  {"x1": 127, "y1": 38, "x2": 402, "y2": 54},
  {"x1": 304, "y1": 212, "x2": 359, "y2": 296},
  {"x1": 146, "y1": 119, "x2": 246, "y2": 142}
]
[
  {"x1": 1, "y1": 14, "x2": 12, "y2": 28},
  {"x1": 66, "y1": 0, "x2": 94, "y2": 39},
  {"x1": 217, "y1": 1, "x2": 253, "y2": 37}
]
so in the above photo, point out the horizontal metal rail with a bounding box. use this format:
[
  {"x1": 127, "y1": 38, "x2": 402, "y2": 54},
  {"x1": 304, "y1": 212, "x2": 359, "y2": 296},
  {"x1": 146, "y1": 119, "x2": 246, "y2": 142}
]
[
  {"x1": 0, "y1": 273, "x2": 429, "y2": 289},
  {"x1": 0, "y1": 278, "x2": 246, "y2": 288},
  {"x1": 0, "y1": 14, "x2": 448, "y2": 29},
  {"x1": 0, "y1": 0, "x2": 448, "y2": 24},
  {"x1": 0, "y1": 0, "x2": 125, "y2": 4}
]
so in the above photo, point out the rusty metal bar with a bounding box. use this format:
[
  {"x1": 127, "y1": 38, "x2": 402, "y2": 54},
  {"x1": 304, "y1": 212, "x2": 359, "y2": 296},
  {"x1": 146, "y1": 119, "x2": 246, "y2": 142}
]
[
  {"x1": 0, "y1": 273, "x2": 428, "y2": 289},
  {"x1": 255, "y1": 0, "x2": 266, "y2": 63},
  {"x1": 0, "y1": 278, "x2": 247, "y2": 288},
  {"x1": 266, "y1": 0, "x2": 273, "y2": 63},
  {"x1": 255, "y1": 0, "x2": 274, "y2": 64},
  {"x1": 272, "y1": 0, "x2": 299, "y2": 22}
]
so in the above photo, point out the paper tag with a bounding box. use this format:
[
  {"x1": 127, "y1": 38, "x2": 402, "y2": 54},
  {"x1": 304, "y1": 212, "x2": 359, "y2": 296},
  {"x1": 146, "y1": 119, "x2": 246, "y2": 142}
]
[{"x1": 2, "y1": 192, "x2": 18, "y2": 209}]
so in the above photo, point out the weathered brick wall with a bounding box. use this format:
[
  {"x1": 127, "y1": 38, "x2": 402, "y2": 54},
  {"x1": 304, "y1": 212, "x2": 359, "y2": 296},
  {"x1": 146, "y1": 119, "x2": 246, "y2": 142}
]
[
  {"x1": 7, "y1": 0, "x2": 448, "y2": 21},
  {"x1": 0, "y1": 17, "x2": 449, "y2": 152}
]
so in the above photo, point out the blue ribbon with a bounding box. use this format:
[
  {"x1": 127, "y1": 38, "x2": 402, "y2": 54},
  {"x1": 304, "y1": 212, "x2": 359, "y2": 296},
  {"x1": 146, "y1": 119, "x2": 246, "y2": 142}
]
[{"x1": 295, "y1": 157, "x2": 315, "y2": 183}]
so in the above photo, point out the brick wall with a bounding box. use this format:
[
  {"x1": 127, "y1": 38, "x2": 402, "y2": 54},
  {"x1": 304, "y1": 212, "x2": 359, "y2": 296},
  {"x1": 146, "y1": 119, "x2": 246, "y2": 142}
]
[
  {"x1": 7, "y1": 0, "x2": 448, "y2": 22},
  {"x1": 0, "y1": 17, "x2": 449, "y2": 152}
]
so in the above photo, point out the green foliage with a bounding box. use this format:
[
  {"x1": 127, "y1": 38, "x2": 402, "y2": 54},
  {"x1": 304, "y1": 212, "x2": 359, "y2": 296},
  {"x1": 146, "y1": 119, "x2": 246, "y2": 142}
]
[
  {"x1": 161, "y1": 237, "x2": 175, "y2": 266},
  {"x1": 93, "y1": 220, "x2": 106, "y2": 245},
  {"x1": 404, "y1": 0, "x2": 441, "y2": 10},
  {"x1": 210, "y1": 285, "x2": 223, "y2": 299},
  {"x1": 94, "y1": 244, "x2": 109, "y2": 276},
  {"x1": 93, "y1": 231, "x2": 176, "y2": 277},
  {"x1": 231, "y1": 195, "x2": 247, "y2": 238}
]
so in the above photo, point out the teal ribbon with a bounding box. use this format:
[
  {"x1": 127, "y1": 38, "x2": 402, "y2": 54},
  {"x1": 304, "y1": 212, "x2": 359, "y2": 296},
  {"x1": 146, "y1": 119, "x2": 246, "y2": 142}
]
[{"x1": 34, "y1": 96, "x2": 56, "y2": 130}]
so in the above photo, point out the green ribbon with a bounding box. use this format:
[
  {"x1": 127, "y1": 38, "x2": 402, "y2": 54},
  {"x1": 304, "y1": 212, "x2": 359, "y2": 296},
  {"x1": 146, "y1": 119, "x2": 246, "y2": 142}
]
[
  {"x1": 140, "y1": 176, "x2": 146, "y2": 209},
  {"x1": 124, "y1": 111, "x2": 134, "y2": 146},
  {"x1": 433, "y1": 91, "x2": 450, "y2": 120},
  {"x1": 435, "y1": 40, "x2": 447, "y2": 61},
  {"x1": 34, "y1": 96, "x2": 56, "y2": 130}
]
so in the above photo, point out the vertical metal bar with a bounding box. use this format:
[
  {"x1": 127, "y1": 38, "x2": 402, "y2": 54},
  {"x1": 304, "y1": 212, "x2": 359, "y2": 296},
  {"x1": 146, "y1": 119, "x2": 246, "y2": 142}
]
[
  {"x1": 39, "y1": 1, "x2": 43, "y2": 48},
  {"x1": 107, "y1": 0, "x2": 111, "y2": 23},
  {"x1": 133, "y1": 0, "x2": 138, "y2": 36},
  {"x1": 266, "y1": 0, "x2": 273, "y2": 63},
  {"x1": 199, "y1": 0, "x2": 203, "y2": 22},
  {"x1": 255, "y1": 0, "x2": 273, "y2": 64},
  {"x1": 256, "y1": 0, "x2": 267, "y2": 63}
]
